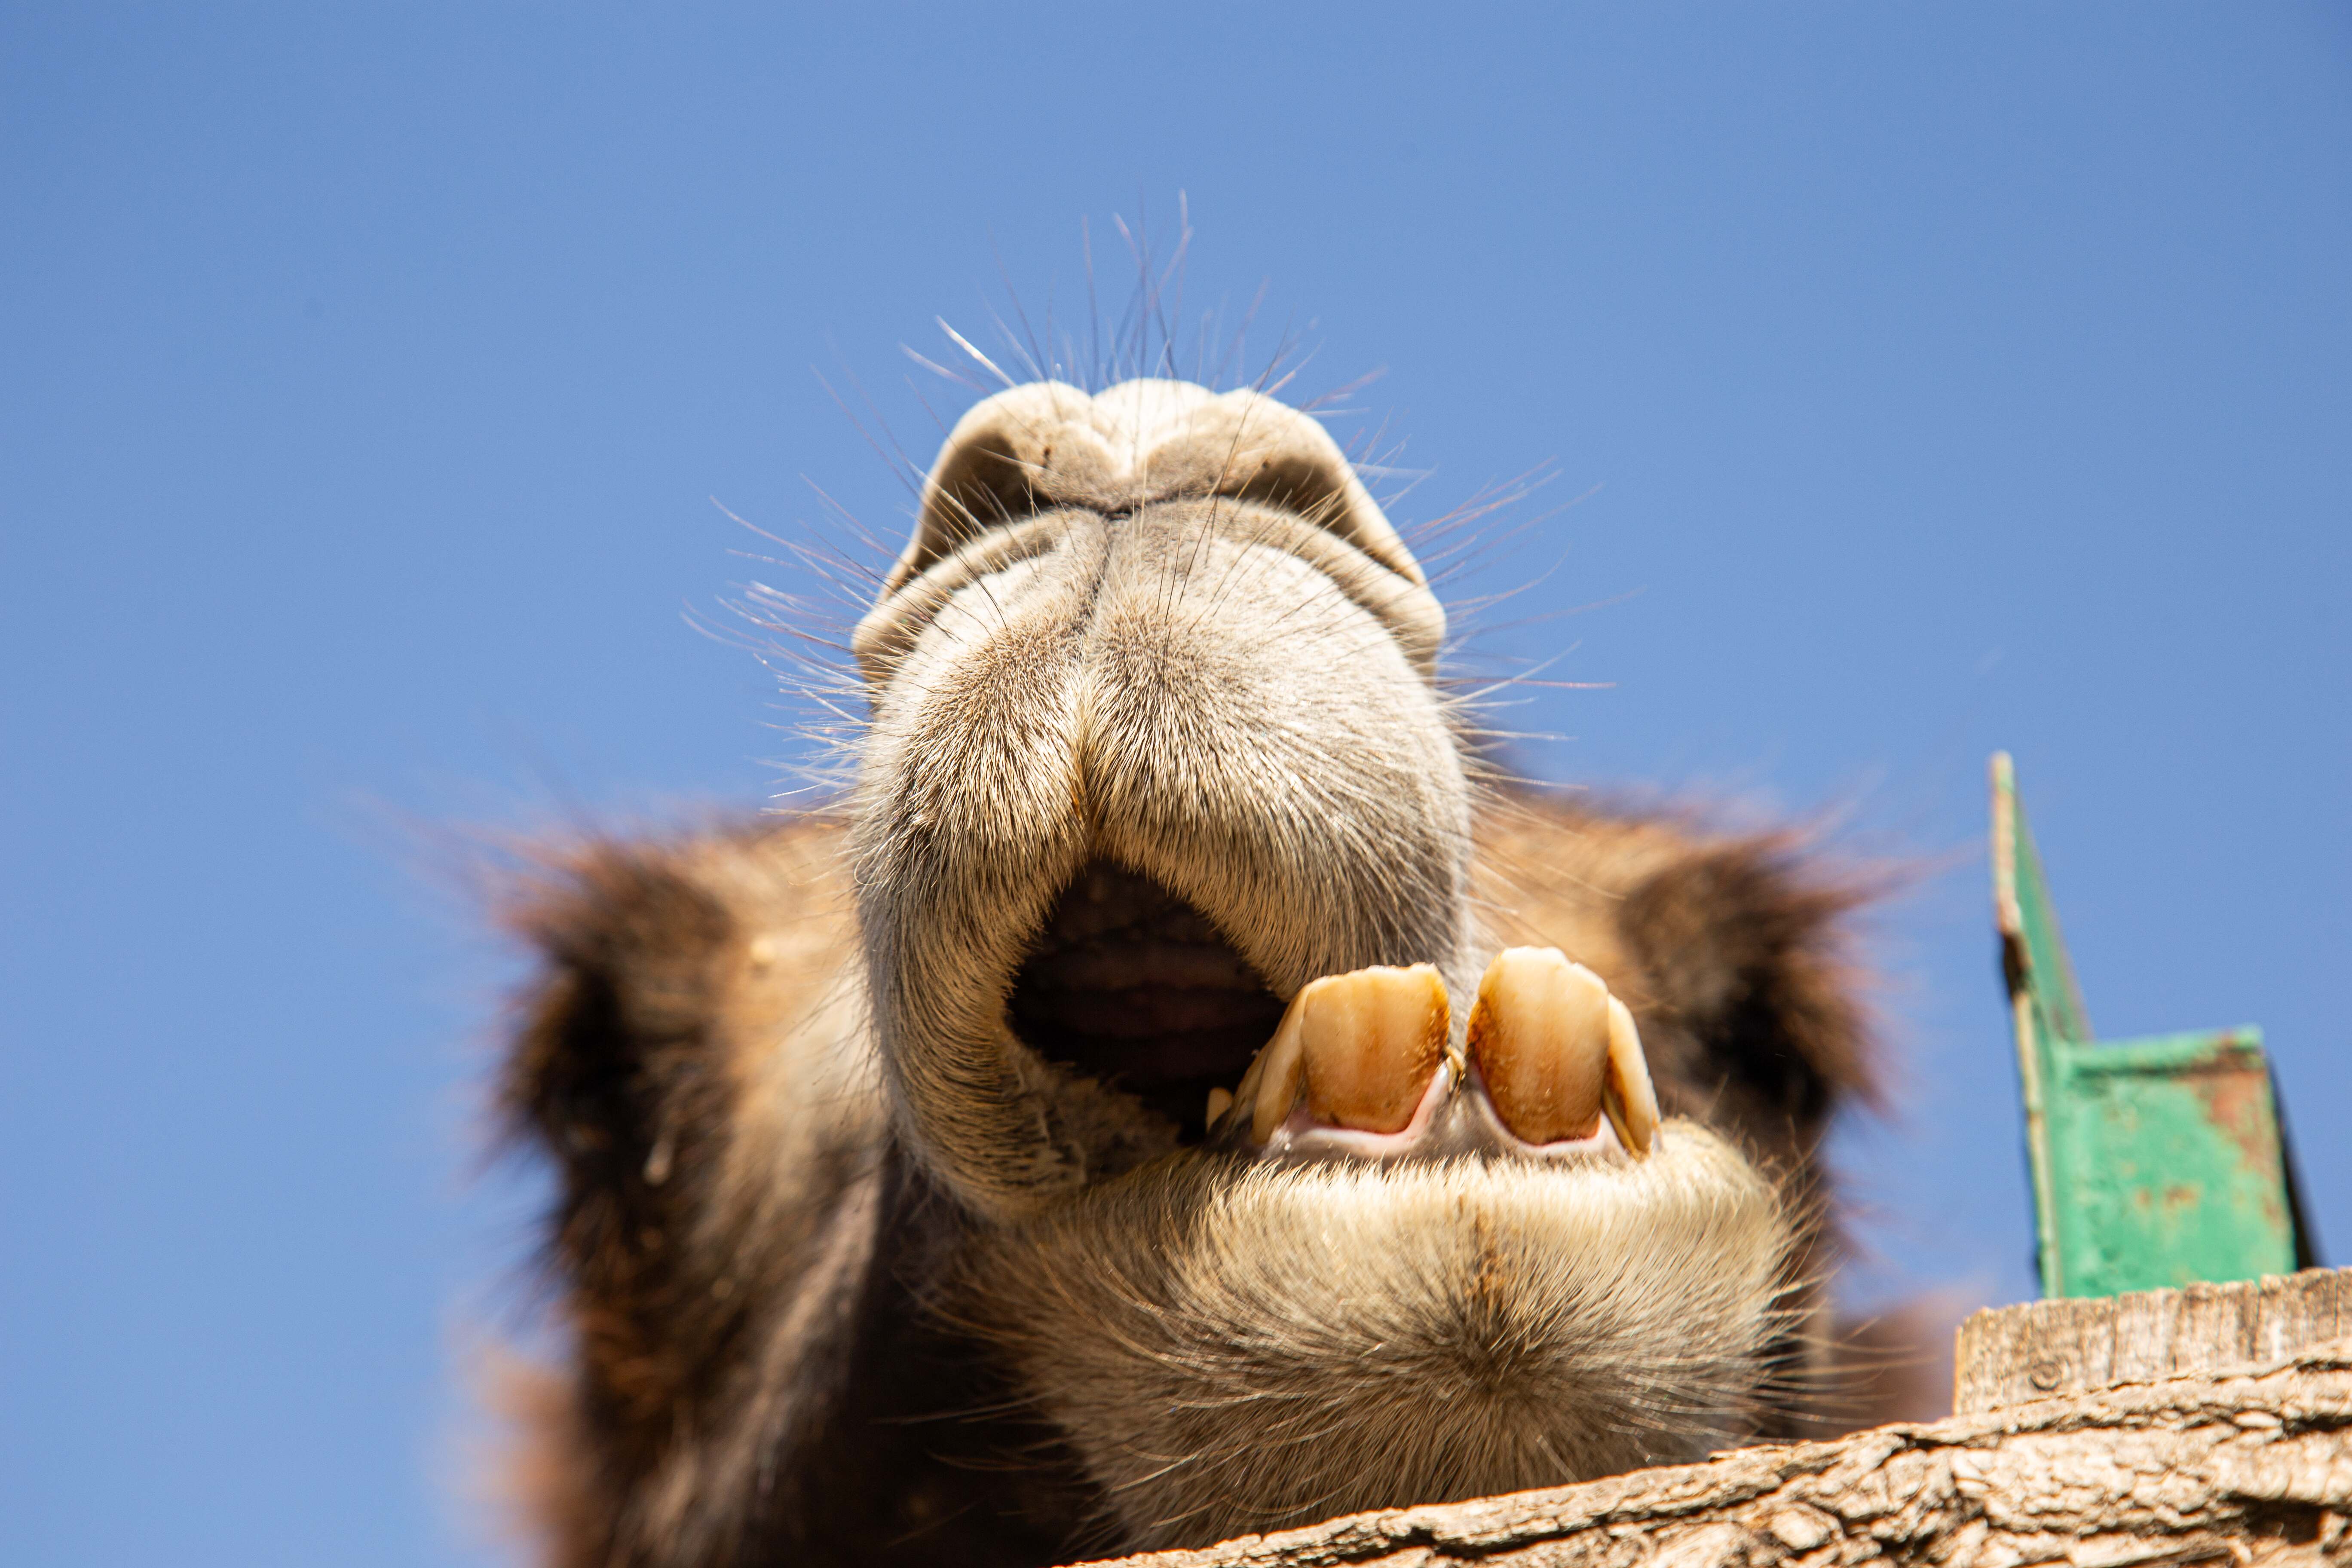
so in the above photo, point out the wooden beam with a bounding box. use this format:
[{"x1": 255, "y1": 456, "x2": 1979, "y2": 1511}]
[{"x1": 1957, "y1": 1267, "x2": 2352, "y2": 1414}]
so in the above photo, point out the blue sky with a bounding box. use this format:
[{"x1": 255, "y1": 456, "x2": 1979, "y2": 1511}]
[{"x1": 3, "y1": 6, "x2": 2347, "y2": 1564}]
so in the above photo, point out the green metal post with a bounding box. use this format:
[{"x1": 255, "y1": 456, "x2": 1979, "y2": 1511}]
[{"x1": 1992, "y1": 753, "x2": 2302, "y2": 1298}]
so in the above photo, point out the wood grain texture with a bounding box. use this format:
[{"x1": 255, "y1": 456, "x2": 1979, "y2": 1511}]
[
  {"x1": 1076, "y1": 1331, "x2": 2352, "y2": 1568},
  {"x1": 1956, "y1": 1270, "x2": 2352, "y2": 1414}
]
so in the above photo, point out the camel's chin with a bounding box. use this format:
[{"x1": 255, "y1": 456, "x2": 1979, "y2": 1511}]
[{"x1": 960, "y1": 1124, "x2": 1796, "y2": 1551}]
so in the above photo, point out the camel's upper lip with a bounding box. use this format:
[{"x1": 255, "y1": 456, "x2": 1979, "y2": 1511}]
[{"x1": 1007, "y1": 857, "x2": 1286, "y2": 1144}]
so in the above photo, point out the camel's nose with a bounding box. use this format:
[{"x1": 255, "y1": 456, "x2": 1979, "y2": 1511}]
[{"x1": 854, "y1": 379, "x2": 1444, "y2": 683}]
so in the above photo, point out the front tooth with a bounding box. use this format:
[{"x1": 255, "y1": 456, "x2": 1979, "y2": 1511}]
[
  {"x1": 1243, "y1": 998, "x2": 1309, "y2": 1143},
  {"x1": 1602, "y1": 995, "x2": 1660, "y2": 1157},
  {"x1": 1296, "y1": 964, "x2": 1449, "y2": 1133},
  {"x1": 1205, "y1": 1086, "x2": 1234, "y2": 1128},
  {"x1": 1467, "y1": 947, "x2": 1609, "y2": 1145}
]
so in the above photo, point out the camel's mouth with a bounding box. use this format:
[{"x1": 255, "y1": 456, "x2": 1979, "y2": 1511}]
[
  {"x1": 1009, "y1": 863, "x2": 1666, "y2": 1166},
  {"x1": 1009, "y1": 858, "x2": 1287, "y2": 1145}
]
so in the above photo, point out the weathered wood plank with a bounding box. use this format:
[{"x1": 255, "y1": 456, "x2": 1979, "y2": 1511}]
[
  {"x1": 1075, "y1": 1326, "x2": 2352, "y2": 1568},
  {"x1": 1955, "y1": 1268, "x2": 2352, "y2": 1414}
]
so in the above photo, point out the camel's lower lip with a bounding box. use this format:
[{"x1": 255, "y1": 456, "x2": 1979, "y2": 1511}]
[{"x1": 1008, "y1": 857, "x2": 1286, "y2": 1143}]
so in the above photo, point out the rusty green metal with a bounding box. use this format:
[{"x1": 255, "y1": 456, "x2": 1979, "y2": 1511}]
[{"x1": 1992, "y1": 752, "x2": 2304, "y2": 1299}]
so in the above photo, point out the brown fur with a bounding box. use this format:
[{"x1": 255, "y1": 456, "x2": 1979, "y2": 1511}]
[{"x1": 489, "y1": 380, "x2": 1903, "y2": 1565}]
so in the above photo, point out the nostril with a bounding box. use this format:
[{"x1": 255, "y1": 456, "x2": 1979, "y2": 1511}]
[
  {"x1": 1224, "y1": 449, "x2": 1421, "y2": 587},
  {"x1": 901, "y1": 433, "x2": 1043, "y2": 581}
]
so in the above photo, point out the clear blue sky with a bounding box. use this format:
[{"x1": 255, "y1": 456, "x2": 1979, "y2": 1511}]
[{"x1": 4, "y1": 6, "x2": 2346, "y2": 1564}]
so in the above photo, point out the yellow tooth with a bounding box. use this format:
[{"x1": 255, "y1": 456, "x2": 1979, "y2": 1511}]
[
  {"x1": 1467, "y1": 946, "x2": 1609, "y2": 1145},
  {"x1": 1205, "y1": 1086, "x2": 1234, "y2": 1128},
  {"x1": 1296, "y1": 964, "x2": 1449, "y2": 1134},
  {"x1": 1602, "y1": 995, "x2": 1660, "y2": 1157},
  {"x1": 1242, "y1": 997, "x2": 1309, "y2": 1143}
]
